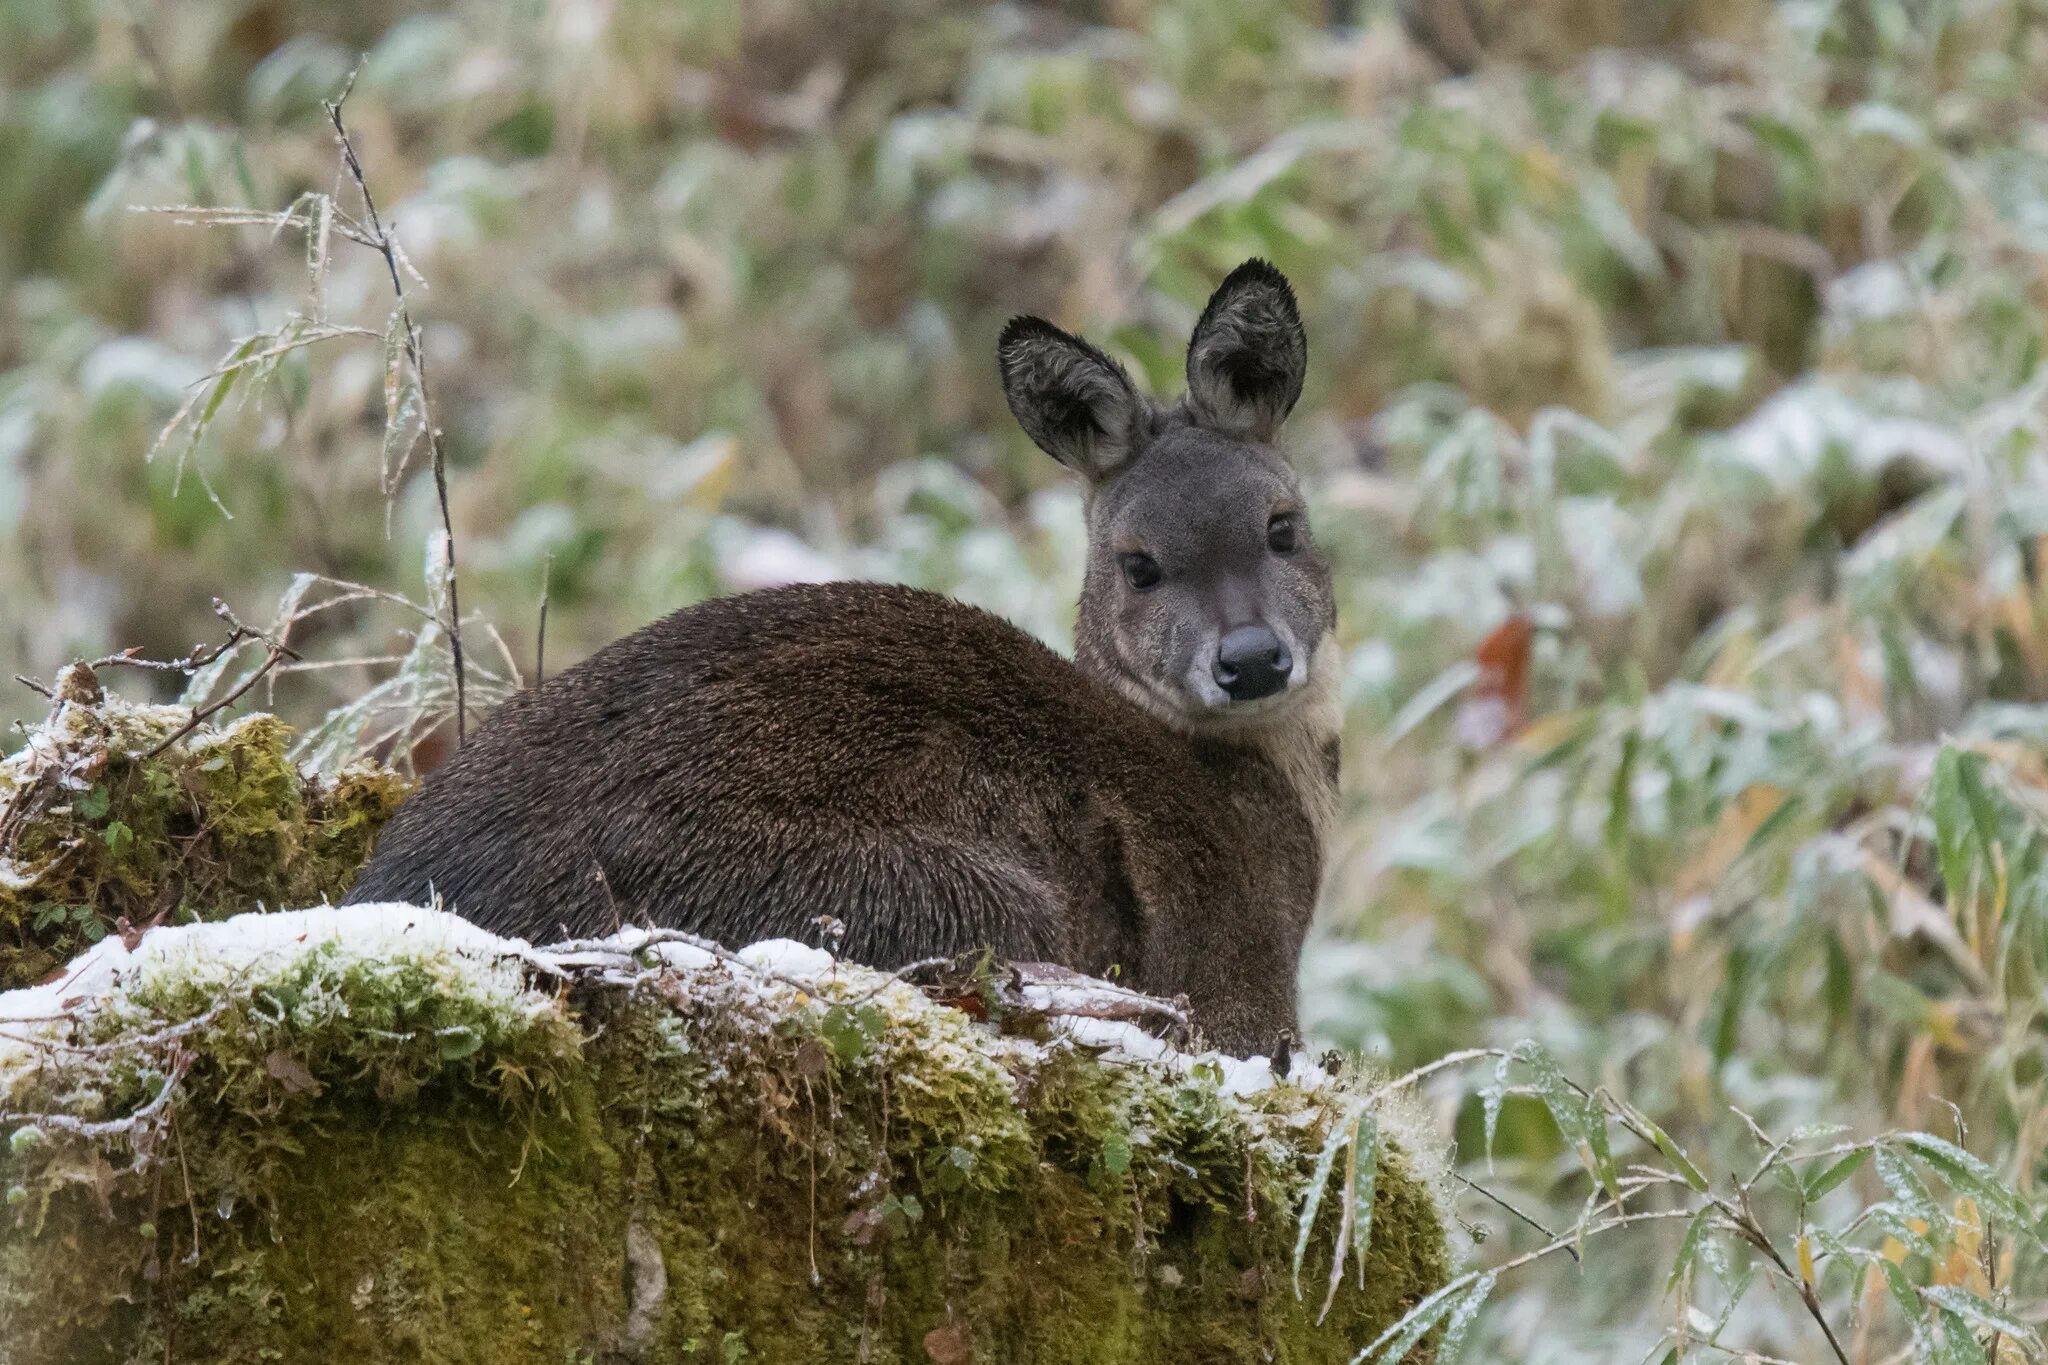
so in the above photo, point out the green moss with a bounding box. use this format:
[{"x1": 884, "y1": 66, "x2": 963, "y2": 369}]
[
  {"x1": 0, "y1": 692, "x2": 409, "y2": 990},
  {"x1": 0, "y1": 916, "x2": 1453, "y2": 1362}
]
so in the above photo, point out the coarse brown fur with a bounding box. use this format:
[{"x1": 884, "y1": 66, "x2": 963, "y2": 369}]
[{"x1": 348, "y1": 260, "x2": 1337, "y2": 1053}]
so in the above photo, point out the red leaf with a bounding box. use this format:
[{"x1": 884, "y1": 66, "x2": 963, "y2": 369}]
[{"x1": 1456, "y1": 615, "x2": 1533, "y2": 747}]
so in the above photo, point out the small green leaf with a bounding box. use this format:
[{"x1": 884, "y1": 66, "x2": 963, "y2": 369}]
[
  {"x1": 1100, "y1": 1132, "x2": 1131, "y2": 1176},
  {"x1": 1803, "y1": 1148, "x2": 1871, "y2": 1203},
  {"x1": 932, "y1": 1145, "x2": 976, "y2": 1193},
  {"x1": 1875, "y1": 1145, "x2": 1942, "y2": 1231},
  {"x1": 1619, "y1": 1100, "x2": 1708, "y2": 1193},
  {"x1": 438, "y1": 1028, "x2": 484, "y2": 1060},
  {"x1": 1876, "y1": 1256, "x2": 1926, "y2": 1333},
  {"x1": 1508, "y1": 1042, "x2": 1618, "y2": 1199},
  {"x1": 102, "y1": 820, "x2": 134, "y2": 855},
  {"x1": 1665, "y1": 1208, "x2": 1711, "y2": 1298},
  {"x1": 879, "y1": 1192, "x2": 923, "y2": 1226},
  {"x1": 1932, "y1": 1309, "x2": 1992, "y2": 1365},
  {"x1": 74, "y1": 785, "x2": 110, "y2": 821},
  {"x1": 1479, "y1": 1083, "x2": 1505, "y2": 1170}
]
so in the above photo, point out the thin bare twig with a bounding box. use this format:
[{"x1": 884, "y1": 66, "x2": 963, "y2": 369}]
[
  {"x1": 324, "y1": 67, "x2": 468, "y2": 742},
  {"x1": 0, "y1": 1050, "x2": 194, "y2": 1140},
  {"x1": 535, "y1": 553, "x2": 553, "y2": 688},
  {"x1": 140, "y1": 601, "x2": 302, "y2": 760},
  {"x1": 1451, "y1": 1171, "x2": 1580, "y2": 1263},
  {"x1": 141, "y1": 652, "x2": 286, "y2": 758}
]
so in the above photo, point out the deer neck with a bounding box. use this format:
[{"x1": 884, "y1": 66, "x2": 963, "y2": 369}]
[
  {"x1": 1209, "y1": 639, "x2": 1343, "y2": 854},
  {"x1": 1076, "y1": 630, "x2": 1344, "y2": 855}
]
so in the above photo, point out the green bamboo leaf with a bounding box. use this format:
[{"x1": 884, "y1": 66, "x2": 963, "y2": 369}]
[
  {"x1": 1705, "y1": 1264, "x2": 1755, "y2": 1337},
  {"x1": 1664, "y1": 1208, "x2": 1711, "y2": 1298},
  {"x1": 1430, "y1": 1271, "x2": 1495, "y2": 1362},
  {"x1": 1929, "y1": 748, "x2": 1977, "y2": 910},
  {"x1": 1349, "y1": 1109, "x2": 1380, "y2": 1273},
  {"x1": 1875, "y1": 1145, "x2": 1943, "y2": 1231},
  {"x1": 195, "y1": 340, "x2": 252, "y2": 431},
  {"x1": 1511, "y1": 1042, "x2": 1618, "y2": 1199},
  {"x1": 1605, "y1": 732, "x2": 1639, "y2": 852},
  {"x1": 1480, "y1": 1081, "x2": 1505, "y2": 1171},
  {"x1": 1347, "y1": 1273, "x2": 1472, "y2": 1365},
  {"x1": 1932, "y1": 1308, "x2": 1991, "y2": 1365},
  {"x1": 1897, "y1": 1133, "x2": 2046, "y2": 1250},
  {"x1": 1619, "y1": 1100, "x2": 1708, "y2": 1193},
  {"x1": 1954, "y1": 750, "x2": 2006, "y2": 867},
  {"x1": 1876, "y1": 1258, "x2": 1928, "y2": 1346},
  {"x1": 1293, "y1": 1106, "x2": 1353, "y2": 1299},
  {"x1": 1803, "y1": 1148, "x2": 1870, "y2": 1203},
  {"x1": 1921, "y1": 1286, "x2": 2040, "y2": 1352}
]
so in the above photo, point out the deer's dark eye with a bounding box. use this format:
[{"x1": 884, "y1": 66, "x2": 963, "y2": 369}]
[
  {"x1": 1267, "y1": 514, "x2": 1299, "y2": 555},
  {"x1": 1120, "y1": 552, "x2": 1162, "y2": 591}
]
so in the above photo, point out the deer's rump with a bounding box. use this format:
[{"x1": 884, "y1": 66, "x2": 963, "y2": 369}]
[{"x1": 344, "y1": 582, "x2": 1160, "y2": 969}]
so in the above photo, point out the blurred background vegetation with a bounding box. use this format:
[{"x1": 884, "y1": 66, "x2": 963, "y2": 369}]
[{"x1": 10, "y1": 0, "x2": 2048, "y2": 1357}]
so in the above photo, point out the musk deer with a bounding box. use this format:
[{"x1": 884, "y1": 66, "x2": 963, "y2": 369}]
[{"x1": 347, "y1": 260, "x2": 1338, "y2": 1053}]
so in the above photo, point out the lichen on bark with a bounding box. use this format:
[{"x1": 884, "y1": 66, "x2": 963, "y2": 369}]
[{"x1": 0, "y1": 908, "x2": 1455, "y2": 1363}]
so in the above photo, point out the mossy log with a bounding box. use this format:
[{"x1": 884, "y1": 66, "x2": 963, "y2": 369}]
[
  {"x1": 0, "y1": 677, "x2": 408, "y2": 990},
  {"x1": 0, "y1": 906, "x2": 1453, "y2": 1363}
]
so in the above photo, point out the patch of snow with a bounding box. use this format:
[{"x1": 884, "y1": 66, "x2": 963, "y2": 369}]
[
  {"x1": 736, "y1": 938, "x2": 835, "y2": 977},
  {"x1": 1054, "y1": 1017, "x2": 1291, "y2": 1098},
  {"x1": 2, "y1": 904, "x2": 1399, "y2": 1153},
  {"x1": 0, "y1": 934, "x2": 131, "y2": 1027},
  {"x1": 0, "y1": 904, "x2": 542, "y2": 1083},
  {"x1": 1057, "y1": 1016, "x2": 1169, "y2": 1062},
  {"x1": 0, "y1": 856, "x2": 50, "y2": 892},
  {"x1": 1207, "y1": 1053, "x2": 1278, "y2": 1098}
]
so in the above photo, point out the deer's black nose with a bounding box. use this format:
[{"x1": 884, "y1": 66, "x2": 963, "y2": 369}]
[{"x1": 1213, "y1": 627, "x2": 1292, "y2": 702}]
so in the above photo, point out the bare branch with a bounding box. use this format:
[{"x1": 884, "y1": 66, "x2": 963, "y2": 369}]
[{"x1": 324, "y1": 69, "x2": 469, "y2": 742}]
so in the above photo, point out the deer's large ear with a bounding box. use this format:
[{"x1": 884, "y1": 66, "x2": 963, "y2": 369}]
[
  {"x1": 1184, "y1": 259, "x2": 1306, "y2": 442},
  {"x1": 998, "y1": 316, "x2": 1144, "y2": 478}
]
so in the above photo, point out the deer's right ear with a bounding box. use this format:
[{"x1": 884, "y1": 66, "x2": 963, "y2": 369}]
[{"x1": 998, "y1": 316, "x2": 1143, "y2": 478}]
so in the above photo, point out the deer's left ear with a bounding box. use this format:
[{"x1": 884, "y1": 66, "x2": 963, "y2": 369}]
[{"x1": 1184, "y1": 259, "x2": 1306, "y2": 442}]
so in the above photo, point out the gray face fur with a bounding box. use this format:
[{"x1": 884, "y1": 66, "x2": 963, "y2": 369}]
[{"x1": 998, "y1": 260, "x2": 1335, "y2": 731}]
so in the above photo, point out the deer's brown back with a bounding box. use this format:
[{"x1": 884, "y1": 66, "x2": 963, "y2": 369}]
[{"x1": 345, "y1": 582, "x2": 1296, "y2": 1005}]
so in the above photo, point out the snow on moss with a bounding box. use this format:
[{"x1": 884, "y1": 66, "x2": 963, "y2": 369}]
[
  {"x1": 0, "y1": 689, "x2": 407, "y2": 990},
  {"x1": 1, "y1": 905, "x2": 1455, "y2": 1362}
]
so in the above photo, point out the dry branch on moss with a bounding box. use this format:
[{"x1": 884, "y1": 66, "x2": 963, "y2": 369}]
[{"x1": 133, "y1": 63, "x2": 489, "y2": 769}]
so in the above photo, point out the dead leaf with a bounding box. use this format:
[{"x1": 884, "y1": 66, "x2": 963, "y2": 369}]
[
  {"x1": 264, "y1": 1051, "x2": 321, "y2": 1096},
  {"x1": 1455, "y1": 615, "x2": 1532, "y2": 747},
  {"x1": 793, "y1": 1038, "x2": 832, "y2": 1079},
  {"x1": 923, "y1": 1323, "x2": 972, "y2": 1365}
]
